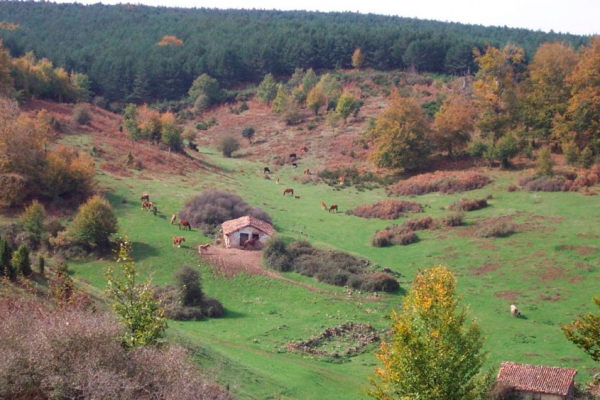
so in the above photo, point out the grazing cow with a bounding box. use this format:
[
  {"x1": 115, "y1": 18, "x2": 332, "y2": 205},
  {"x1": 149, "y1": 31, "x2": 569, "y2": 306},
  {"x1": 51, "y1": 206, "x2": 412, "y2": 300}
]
[
  {"x1": 294, "y1": 195, "x2": 300, "y2": 199},
  {"x1": 339, "y1": 175, "x2": 346, "y2": 185},
  {"x1": 264, "y1": 167, "x2": 271, "y2": 174},
  {"x1": 283, "y1": 188, "x2": 294, "y2": 196},
  {"x1": 289, "y1": 153, "x2": 297, "y2": 159},
  {"x1": 300, "y1": 146, "x2": 308, "y2": 153},
  {"x1": 243, "y1": 237, "x2": 259, "y2": 249},
  {"x1": 179, "y1": 220, "x2": 191, "y2": 230},
  {"x1": 140, "y1": 193, "x2": 150, "y2": 202},
  {"x1": 198, "y1": 243, "x2": 210, "y2": 253},
  {"x1": 170, "y1": 214, "x2": 177, "y2": 225},
  {"x1": 304, "y1": 168, "x2": 310, "y2": 175},
  {"x1": 152, "y1": 206, "x2": 157, "y2": 216},
  {"x1": 292, "y1": 163, "x2": 298, "y2": 168},
  {"x1": 510, "y1": 304, "x2": 521, "y2": 318},
  {"x1": 321, "y1": 201, "x2": 327, "y2": 210},
  {"x1": 276, "y1": 178, "x2": 280, "y2": 184},
  {"x1": 172, "y1": 236, "x2": 185, "y2": 248},
  {"x1": 142, "y1": 201, "x2": 153, "y2": 210},
  {"x1": 328, "y1": 204, "x2": 338, "y2": 213}
]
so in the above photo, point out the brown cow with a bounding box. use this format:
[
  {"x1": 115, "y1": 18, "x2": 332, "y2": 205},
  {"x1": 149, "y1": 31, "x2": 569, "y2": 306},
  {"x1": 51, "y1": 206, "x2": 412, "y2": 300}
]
[
  {"x1": 172, "y1": 236, "x2": 185, "y2": 248},
  {"x1": 338, "y1": 175, "x2": 345, "y2": 185},
  {"x1": 303, "y1": 168, "x2": 310, "y2": 175},
  {"x1": 283, "y1": 188, "x2": 294, "y2": 196},
  {"x1": 321, "y1": 201, "x2": 327, "y2": 210},
  {"x1": 198, "y1": 243, "x2": 210, "y2": 253},
  {"x1": 170, "y1": 214, "x2": 177, "y2": 225},
  {"x1": 142, "y1": 201, "x2": 153, "y2": 210},
  {"x1": 140, "y1": 193, "x2": 150, "y2": 202},
  {"x1": 179, "y1": 220, "x2": 191, "y2": 230},
  {"x1": 300, "y1": 146, "x2": 308, "y2": 153},
  {"x1": 328, "y1": 204, "x2": 338, "y2": 213}
]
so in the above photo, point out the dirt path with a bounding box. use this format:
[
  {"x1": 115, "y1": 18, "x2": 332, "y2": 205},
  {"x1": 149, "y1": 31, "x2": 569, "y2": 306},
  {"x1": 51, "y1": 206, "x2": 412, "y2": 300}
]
[{"x1": 200, "y1": 246, "x2": 323, "y2": 293}]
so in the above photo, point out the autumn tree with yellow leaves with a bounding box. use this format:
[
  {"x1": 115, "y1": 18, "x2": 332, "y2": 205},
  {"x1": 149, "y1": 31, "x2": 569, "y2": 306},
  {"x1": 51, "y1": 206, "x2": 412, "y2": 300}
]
[
  {"x1": 368, "y1": 93, "x2": 431, "y2": 171},
  {"x1": 433, "y1": 92, "x2": 476, "y2": 157},
  {"x1": 368, "y1": 266, "x2": 492, "y2": 400}
]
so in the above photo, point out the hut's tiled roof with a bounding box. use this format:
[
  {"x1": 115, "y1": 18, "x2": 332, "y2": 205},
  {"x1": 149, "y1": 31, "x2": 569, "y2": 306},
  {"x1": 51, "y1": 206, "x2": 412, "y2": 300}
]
[
  {"x1": 221, "y1": 215, "x2": 275, "y2": 236},
  {"x1": 497, "y1": 362, "x2": 577, "y2": 396}
]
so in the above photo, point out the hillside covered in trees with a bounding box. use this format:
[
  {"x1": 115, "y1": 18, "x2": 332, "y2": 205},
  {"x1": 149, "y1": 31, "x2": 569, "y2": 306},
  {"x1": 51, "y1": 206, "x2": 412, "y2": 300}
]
[{"x1": 0, "y1": 1, "x2": 588, "y2": 103}]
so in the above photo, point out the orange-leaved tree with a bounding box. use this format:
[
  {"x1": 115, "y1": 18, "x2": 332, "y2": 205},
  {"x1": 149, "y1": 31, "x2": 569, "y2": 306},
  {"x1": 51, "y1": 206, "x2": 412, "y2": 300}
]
[
  {"x1": 433, "y1": 92, "x2": 476, "y2": 157},
  {"x1": 367, "y1": 266, "x2": 492, "y2": 400},
  {"x1": 368, "y1": 92, "x2": 432, "y2": 171}
]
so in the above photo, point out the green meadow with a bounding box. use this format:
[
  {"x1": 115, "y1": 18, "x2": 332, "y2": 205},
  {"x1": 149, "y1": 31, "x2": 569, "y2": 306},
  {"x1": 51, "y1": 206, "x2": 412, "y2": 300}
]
[{"x1": 63, "y1": 145, "x2": 600, "y2": 399}]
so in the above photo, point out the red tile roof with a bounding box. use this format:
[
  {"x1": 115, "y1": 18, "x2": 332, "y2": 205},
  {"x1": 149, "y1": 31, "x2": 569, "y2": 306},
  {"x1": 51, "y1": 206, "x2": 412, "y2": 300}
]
[
  {"x1": 497, "y1": 362, "x2": 577, "y2": 396},
  {"x1": 221, "y1": 215, "x2": 275, "y2": 236}
]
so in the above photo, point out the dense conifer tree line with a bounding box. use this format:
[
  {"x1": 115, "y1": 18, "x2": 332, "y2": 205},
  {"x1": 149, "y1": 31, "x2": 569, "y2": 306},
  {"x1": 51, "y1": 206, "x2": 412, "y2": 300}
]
[{"x1": 0, "y1": 2, "x2": 587, "y2": 103}]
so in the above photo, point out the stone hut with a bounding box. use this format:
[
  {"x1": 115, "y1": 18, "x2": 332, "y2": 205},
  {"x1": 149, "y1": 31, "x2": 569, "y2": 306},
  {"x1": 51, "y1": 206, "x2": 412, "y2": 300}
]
[
  {"x1": 496, "y1": 362, "x2": 577, "y2": 400},
  {"x1": 221, "y1": 215, "x2": 275, "y2": 249}
]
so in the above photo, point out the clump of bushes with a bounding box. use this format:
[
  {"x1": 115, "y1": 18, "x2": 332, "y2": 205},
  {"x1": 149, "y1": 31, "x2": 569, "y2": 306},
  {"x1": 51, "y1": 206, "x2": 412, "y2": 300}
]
[
  {"x1": 371, "y1": 226, "x2": 418, "y2": 247},
  {"x1": 442, "y1": 212, "x2": 464, "y2": 227},
  {"x1": 318, "y1": 167, "x2": 389, "y2": 188},
  {"x1": 261, "y1": 239, "x2": 399, "y2": 292},
  {"x1": 518, "y1": 175, "x2": 566, "y2": 192},
  {"x1": 72, "y1": 103, "x2": 92, "y2": 125},
  {"x1": 388, "y1": 171, "x2": 491, "y2": 196},
  {"x1": 0, "y1": 297, "x2": 231, "y2": 400},
  {"x1": 476, "y1": 221, "x2": 516, "y2": 238},
  {"x1": 178, "y1": 190, "x2": 271, "y2": 235},
  {"x1": 346, "y1": 199, "x2": 422, "y2": 219},
  {"x1": 448, "y1": 197, "x2": 489, "y2": 212},
  {"x1": 401, "y1": 216, "x2": 434, "y2": 230},
  {"x1": 155, "y1": 265, "x2": 224, "y2": 320},
  {"x1": 217, "y1": 136, "x2": 240, "y2": 157}
]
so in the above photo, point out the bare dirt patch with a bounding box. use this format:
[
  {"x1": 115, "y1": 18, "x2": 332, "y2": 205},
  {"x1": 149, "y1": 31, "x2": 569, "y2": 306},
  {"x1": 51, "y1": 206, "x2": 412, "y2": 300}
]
[
  {"x1": 538, "y1": 292, "x2": 561, "y2": 302},
  {"x1": 470, "y1": 263, "x2": 502, "y2": 276},
  {"x1": 539, "y1": 266, "x2": 565, "y2": 281},
  {"x1": 568, "y1": 276, "x2": 584, "y2": 284},
  {"x1": 494, "y1": 290, "x2": 521, "y2": 302}
]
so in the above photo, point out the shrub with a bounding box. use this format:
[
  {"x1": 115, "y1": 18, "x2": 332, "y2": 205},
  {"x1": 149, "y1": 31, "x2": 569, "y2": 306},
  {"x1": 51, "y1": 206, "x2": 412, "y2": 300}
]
[
  {"x1": 71, "y1": 196, "x2": 119, "y2": 249},
  {"x1": 476, "y1": 221, "x2": 516, "y2": 238},
  {"x1": 11, "y1": 244, "x2": 31, "y2": 276},
  {"x1": 372, "y1": 226, "x2": 418, "y2": 247},
  {"x1": 0, "y1": 236, "x2": 14, "y2": 278},
  {"x1": 536, "y1": 146, "x2": 554, "y2": 176},
  {"x1": 347, "y1": 199, "x2": 422, "y2": 219},
  {"x1": 401, "y1": 216, "x2": 434, "y2": 231},
  {"x1": 200, "y1": 296, "x2": 225, "y2": 318},
  {"x1": 19, "y1": 200, "x2": 46, "y2": 244},
  {"x1": 262, "y1": 237, "x2": 292, "y2": 272},
  {"x1": 518, "y1": 176, "x2": 565, "y2": 192},
  {"x1": 72, "y1": 103, "x2": 92, "y2": 125},
  {"x1": 217, "y1": 136, "x2": 240, "y2": 157},
  {"x1": 442, "y1": 212, "x2": 464, "y2": 227},
  {"x1": 178, "y1": 190, "x2": 271, "y2": 235},
  {"x1": 361, "y1": 273, "x2": 400, "y2": 292},
  {"x1": 0, "y1": 297, "x2": 232, "y2": 400},
  {"x1": 448, "y1": 198, "x2": 488, "y2": 212},
  {"x1": 241, "y1": 126, "x2": 255, "y2": 143},
  {"x1": 176, "y1": 266, "x2": 204, "y2": 307},
  {"x1": 388, "y1": 171, "x2": 491, "y2": 196},
  {"x1": 371, "y1": 230, "x2": 393, "y2": 247}
]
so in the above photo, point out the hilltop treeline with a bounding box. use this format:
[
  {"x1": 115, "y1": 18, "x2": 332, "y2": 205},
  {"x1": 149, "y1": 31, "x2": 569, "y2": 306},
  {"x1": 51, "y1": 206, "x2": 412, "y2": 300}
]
[{"x1": 0, "y1": 2, "x2": 587, "y2": 102}]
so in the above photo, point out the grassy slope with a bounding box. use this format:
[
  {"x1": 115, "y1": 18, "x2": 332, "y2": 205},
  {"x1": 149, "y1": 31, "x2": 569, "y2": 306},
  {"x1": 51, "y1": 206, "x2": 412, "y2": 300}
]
[{"x1": 59, "y1": 142, "x2": 600, "y2": 399}]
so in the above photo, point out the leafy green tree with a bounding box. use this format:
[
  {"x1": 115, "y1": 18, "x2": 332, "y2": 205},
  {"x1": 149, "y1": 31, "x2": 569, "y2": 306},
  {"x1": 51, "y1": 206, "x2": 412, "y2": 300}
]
[
  {"x1": 368, "y1": 266, "x2": 491, "y2": 400},
  {"x1": 188, "y1": 73, "x2": 221, "y2": 110},
  {"x1": 494, "y1": 133, "x2": 520, "y2": 168},
  {"x1": 256, "y1": 73, "x2": 278, "y2": 104},
  {"x1": 160, "y1": 114, "x2": 182, "y2": 151},
  {"x1": 70, "y1": 72, "x2": 92, "y2": 103},
  {"x1": 217, "y1": 136, "x2": 240, "y2": 157},
  {"x1": 20, "y1": 200, "x2": 46, "y2": 243},
  {"x1": 317, "y1": 73, "x2": 342, "y2": 104},
  {"x1": 368, "y1": 93, "x2": 432, "y2": 171},
  {"x1": 306, "y1": 85, "x2": 326, "y2": 116},
  {"x1": 326, "y1": 111, "x2": 339, "y2": 134},
  {"x1": 536, "y1": 146, "x2": 554, "y2": 176},
  {"x1": 72, "y1": 103, "x2": 91, "y2": 125},
  {"x1": 336, "y1": 91, "x2": 358, "y2": 123},
  {"x1": 580, "y1": 146, "x2": 595, "y2": 169},
  {"x1": 106, "y1": 241, "x2": 167, "y2": 349},
  {"x1": 71, "y1": 195, "x2": 118, "y2": 249},
  {"x1": 175, "y1": 265, "x2": 204, "y2": 307},
  {"x1": 0, "y1": 236, "x2": 14, "y2": 278},
  {"x1": 562, "y1": 296, "x2": 600, "y2": 362},
  {"x1": 241, "y1": 126, "x2": 255, "y2": 144},
  {"x1": 11, "y1": 244, "x2": 31, "y2": 276},
  {"x1": 351, "y1": 48, "x2": 365, "y2": 70},
  {"x1": 123, "y1": 104, "x2": 141, "y2": 142},
  {"x1": 272, "y1": 84, "x2": 287, "y2": 114},
  {"x1": 302, "y1": 68, "x2": 318, "y2": 92}
]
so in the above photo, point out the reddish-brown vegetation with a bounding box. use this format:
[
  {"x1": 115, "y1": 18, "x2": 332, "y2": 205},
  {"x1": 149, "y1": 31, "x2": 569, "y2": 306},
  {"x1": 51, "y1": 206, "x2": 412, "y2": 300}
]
[
  {"x1": 448, "y1": 197, "x2": 489, "y2": 212},
  {"x1": 346, "y1": 199, "x2": 422, "y2": 219},
  {"x1": 388, "y1": 171, "x2": 491, "y2": 196}
]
